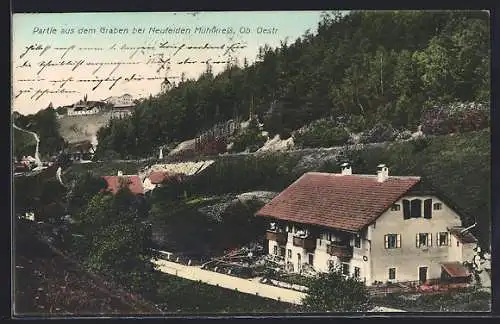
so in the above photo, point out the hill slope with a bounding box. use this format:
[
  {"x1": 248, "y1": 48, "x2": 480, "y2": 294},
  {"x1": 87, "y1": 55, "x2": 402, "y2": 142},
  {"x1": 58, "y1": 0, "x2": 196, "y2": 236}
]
[
  {"x1": 93, "y1": 10, "x2": 490, "y2": 159},
  {"x1": 66, "y1": 130, "x2": 491, "y2": 249},
  {"x1": 58, "y1": 112, "x2": 112, "y2": 144},
  {"x1": 14, "y1": 219, "x2": 162, "y2": 316}
]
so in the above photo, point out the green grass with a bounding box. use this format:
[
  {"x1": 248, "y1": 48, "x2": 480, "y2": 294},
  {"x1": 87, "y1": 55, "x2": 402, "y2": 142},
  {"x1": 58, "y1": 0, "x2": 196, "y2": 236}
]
[
  {"x1": 151, "y1": 271, "x2": 301, "y2": 314},
  {"x1": 372, "y1": 289, "x2": 491, "y2": 312}
]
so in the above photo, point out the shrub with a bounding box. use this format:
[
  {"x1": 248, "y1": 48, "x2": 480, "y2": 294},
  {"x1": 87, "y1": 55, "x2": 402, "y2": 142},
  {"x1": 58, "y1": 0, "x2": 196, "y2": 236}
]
[
  {"x1": 395, "y1": 130, "x2": 413, "y2": 141},
  {"x1": 302, "y1": 266, "x2": 371, "y2": 312},
  {"x1": 294, "y1": 119, "x2": 350, "y2": 148},
  {"x1": 345, "y1": 115, "x2": 367, "y2": 133},
  {"x1": 230, "y1": 119, "x2": 267, "y2": 153},
  {"x1": 420, "y1": 102, "x2": 490, "y2": 135},
  {"x1": 411, "y1": 136, "x2": 431, "y2": 153},
  {"x1": 359, "y1": 122, "x2": 397, "y2": 144}
]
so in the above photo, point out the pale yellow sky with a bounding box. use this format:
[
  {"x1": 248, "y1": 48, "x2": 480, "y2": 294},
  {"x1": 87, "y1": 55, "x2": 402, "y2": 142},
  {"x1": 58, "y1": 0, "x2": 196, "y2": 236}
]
[{"x1": 12, "y1": 11, "x2": 332, "y2": 115}]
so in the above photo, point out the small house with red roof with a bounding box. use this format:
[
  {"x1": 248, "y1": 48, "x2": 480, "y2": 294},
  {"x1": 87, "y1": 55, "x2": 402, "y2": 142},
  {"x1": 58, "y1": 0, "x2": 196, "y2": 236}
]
[
  {"x1": 256, "y1": 163, "x2": 477, "y2": 286},
  {"x1": 102, "y1": 171, "x2": 144, "y2": 195},
  {"x1": 142, "y1": 171, "x2": 184, "y2": 193}
]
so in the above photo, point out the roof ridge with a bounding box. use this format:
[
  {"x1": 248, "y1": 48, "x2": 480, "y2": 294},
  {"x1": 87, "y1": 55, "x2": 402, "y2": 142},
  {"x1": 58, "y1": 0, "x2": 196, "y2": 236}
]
[{"x1": 306, "y1": 171, "x2": 421, "y2": 179}]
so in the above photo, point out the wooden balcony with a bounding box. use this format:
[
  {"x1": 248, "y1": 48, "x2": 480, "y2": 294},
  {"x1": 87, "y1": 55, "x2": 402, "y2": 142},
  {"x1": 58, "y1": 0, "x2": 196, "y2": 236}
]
[
  {"x1": 266, "y1": 230, "x2": 287, "y2": 245},
  {"x1": 293, "y1": 236, "x2": 316, "y2": 251},
  {"x1": 327, "y1": 242, "x2": 353, "y2": 258}
]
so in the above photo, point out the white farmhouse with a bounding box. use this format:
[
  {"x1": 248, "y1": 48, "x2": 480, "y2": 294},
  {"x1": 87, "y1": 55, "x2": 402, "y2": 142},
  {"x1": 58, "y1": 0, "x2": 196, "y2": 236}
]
[{"x1": 256, "y1": 163, "x2": 478, "y2": 286}]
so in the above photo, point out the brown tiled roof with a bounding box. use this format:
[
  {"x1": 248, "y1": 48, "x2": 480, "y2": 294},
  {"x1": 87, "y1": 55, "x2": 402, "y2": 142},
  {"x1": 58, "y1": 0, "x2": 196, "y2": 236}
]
[
  {"x1": 255, "y1": 172, "x2": 421, "y2": 232},
  {"x1": 448, "y1": 227, "x2": 478, "y2": 244},
  {"x1": 441, "y1": 262, "x2": 471, "y2": 278},
  {"x1": 102, "y1": 175, "x2": 144, "y2": 195}
]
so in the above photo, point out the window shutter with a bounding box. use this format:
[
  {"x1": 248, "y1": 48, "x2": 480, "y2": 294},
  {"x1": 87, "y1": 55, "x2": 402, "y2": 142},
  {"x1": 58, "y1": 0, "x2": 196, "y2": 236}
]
[
  {"x1": 384, "y1": 235, "x2": 388, "y2": 248},
  {"x1": 429, "y1": 233, "x2": 433, "y2": 247},
  {"x1": 411, "y1": 199, "x2": 422, "y2": 218},
  {"x1": 448, "y1": 233, "x2": 451, "y2": 246},
  {"x1": 397, "y1": 234, "x2": 401, "y2": 248},
  {"x1": 436, "y1": 233, "x2": 439, "y2": 246},
  {"x1": 424, "y1": 199, "x2": 432, "y2": 219},
  {"x1": 403, "y1": 199, "x2": 410, "y2": 219},
  {"x1": 416, "y1": 234, "x2": 419, "y2": 247}
]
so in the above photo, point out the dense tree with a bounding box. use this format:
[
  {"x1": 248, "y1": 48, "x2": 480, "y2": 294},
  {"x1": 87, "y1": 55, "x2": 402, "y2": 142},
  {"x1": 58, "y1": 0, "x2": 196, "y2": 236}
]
[
  {"x1": 71, "y1": 187, "x2": 157, "y2": 297},
  {"x1": 65, "y1": 171, "x2": 108, "y2": 215},
  {"x1": 13, "y1": 106, "x2": 65, "y2": 158},
  {"x1": 93, "y1": 11, "x2": 489, "y2": 159},
  {"x1": 302, "y1": 266, "x2": 372, "y2": 312}
]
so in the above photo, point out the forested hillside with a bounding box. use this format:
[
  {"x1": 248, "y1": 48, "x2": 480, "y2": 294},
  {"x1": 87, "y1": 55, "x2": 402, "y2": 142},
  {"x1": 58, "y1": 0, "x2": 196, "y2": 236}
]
[
  {"x1": 94, "y1": 10, "x2": 490, "y2": 158},
  {"x1": 12, "y1": 108, "x2": 65, "y2": 159}
]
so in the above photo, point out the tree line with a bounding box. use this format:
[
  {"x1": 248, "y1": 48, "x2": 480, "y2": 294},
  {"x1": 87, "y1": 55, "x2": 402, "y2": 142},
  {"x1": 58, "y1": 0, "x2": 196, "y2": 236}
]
[{"x1": 93, "y1": 10, "x2": 489, "y2": 158}]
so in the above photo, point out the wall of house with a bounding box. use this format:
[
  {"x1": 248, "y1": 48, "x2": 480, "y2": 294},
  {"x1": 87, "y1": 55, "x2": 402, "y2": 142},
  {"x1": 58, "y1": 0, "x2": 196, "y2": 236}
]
[
  {"x1": 351, "y1": 233, "x2": 372, "y2": 285},
  {"x1": 313, "y1": 236, "x2": 330, "y2": 273},
  {"x1": 448, "y1": 233, "x2": 462, "y2": 262},
  {"x1": 462, "y1": 242, "x2": 476, "y2": 263},
  {"x1": 266, "y1": 223, "x2": 372, "y2": 283},
  {"x1": 370, "y1": 195, "x2": 462, "y2": 284},
  {"x1": 143, "y1": 178, "x2": 157, "y2": 192},
  {"x1": 67, "y1": 108, "x2": 100, "y2": 116}
]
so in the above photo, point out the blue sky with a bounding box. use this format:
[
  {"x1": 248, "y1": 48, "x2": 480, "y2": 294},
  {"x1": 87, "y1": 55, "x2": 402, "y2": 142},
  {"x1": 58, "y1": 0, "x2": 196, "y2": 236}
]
[{"x1": 12, "y1": 11, "x2": 342, "y2": 114}]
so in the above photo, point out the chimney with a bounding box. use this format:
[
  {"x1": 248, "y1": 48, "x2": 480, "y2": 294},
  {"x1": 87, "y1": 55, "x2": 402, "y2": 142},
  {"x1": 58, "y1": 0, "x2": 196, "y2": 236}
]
[
  {"x1": 117, "y1": 170, "x2": 123, "y2": 176},
  {"x1": 377, "y1": 164, "x2": 389, "y2": 182},
  {"x1": 340, "y1": 162, "x2": 352, "y2": 175}
]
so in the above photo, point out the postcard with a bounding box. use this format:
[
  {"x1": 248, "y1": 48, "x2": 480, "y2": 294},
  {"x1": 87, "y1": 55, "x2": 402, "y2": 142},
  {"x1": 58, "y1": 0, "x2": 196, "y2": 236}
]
[{"x1": 12, "y1": 10, "x2": 492, "y2": 317}]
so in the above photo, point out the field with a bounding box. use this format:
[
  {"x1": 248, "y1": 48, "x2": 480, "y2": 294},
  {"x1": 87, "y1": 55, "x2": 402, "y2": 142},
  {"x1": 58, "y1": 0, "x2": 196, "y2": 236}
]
[
  {"x1": 371, "y1": 290, "x2": 491, "y2": 312},
  {"x1": 58, "y1": 113, "x2": 112, "y2": 144},
  {"x1": 152, "y1": 272, "x2": 301, "y2": 314}
]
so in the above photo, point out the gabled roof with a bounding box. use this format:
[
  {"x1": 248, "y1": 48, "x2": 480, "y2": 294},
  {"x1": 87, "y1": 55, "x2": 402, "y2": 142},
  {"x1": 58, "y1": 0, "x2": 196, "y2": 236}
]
[
  {"x1": 448, "y1": 227, "x2": 478, "y2": 244},
  {"x1": 255, "y1": 172, "x2": 421, "y2": 232},
  {"x1": 441, "y1": 262, "x2": 471, "y2": 278},
  {"x1": 149, "y1": 171, "x2": 170, "y2": 184},
  {"x1": 102, "y1": 175, "x2": 144, "y2": 195}
]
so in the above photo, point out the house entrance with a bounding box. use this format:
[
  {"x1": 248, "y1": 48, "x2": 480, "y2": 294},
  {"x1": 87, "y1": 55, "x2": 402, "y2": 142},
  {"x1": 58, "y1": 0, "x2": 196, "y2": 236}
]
[{"x1": 419, "y1": 266, "x2": 428, "y2": 283}]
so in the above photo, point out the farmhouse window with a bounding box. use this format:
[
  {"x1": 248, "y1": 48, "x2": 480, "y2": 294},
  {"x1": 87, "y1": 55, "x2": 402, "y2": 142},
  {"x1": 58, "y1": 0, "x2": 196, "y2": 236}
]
[
  {"x1": 424, "y1": 199, "x2": 433, "y2": 219},
  {"x1": 354, "y1": 267, "x2": 361, "y2": 278},
  {"x1": 342, "y1": 263, "x2": 350, "y2": 275},
  {"x1": 391, "y1": 204, "x2": 401, "y2": 211},
  {"x1": 410, "y1": 199, "x2": 422, "y2": 218},
  {"x1": 308, "y1": 254, "x2": 314, "y2": 266},
  {"x1": 438, "y1": 232, "x2": 449, "y2": 246},
  {"x1": 416, "y1": 233, "x2": 432, "y2": 247},
  {"x1": 433, "y1": 203, "x2": 442, "y2": 210},
  {"x1": 384, "y1": 234, "x2": 401, "y2": 249},
  {"x1": 388, "y1": 268, "x2": 396, "y2": 280},
  {"x1": 273, "y1": 246, "x2": 278, "y2": 255},
  {"x1": 403, "y1": 199, "x2": 411, "y2": 219},
  {"x1": 280, "y1": 247, "x2": 286, "y2": 257},
  {"x1": 354, "y1": 236, "x2": 361, "y2": 248},
  {"x1": 287, "y1": 249, "x2": 292, "y2": 259}
]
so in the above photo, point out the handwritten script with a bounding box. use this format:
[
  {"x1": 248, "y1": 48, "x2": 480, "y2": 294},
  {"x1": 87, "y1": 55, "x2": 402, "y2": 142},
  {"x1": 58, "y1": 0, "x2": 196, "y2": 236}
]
[{"x1": 14, "y1": 40, "x2": 248, "y2": 103}]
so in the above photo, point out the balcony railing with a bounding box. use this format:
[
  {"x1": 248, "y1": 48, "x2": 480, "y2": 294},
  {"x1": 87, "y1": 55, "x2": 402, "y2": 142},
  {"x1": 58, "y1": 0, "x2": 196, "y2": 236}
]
[
  {"x1": 293, "y1": 236, "x2": 316, "y2": 251},
  {"x1": 327, "y1": 242, "x2": 353, "y2": 258},
  {"x1": 266, "y1": 230, "x2": 287, "y2": 245}
]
